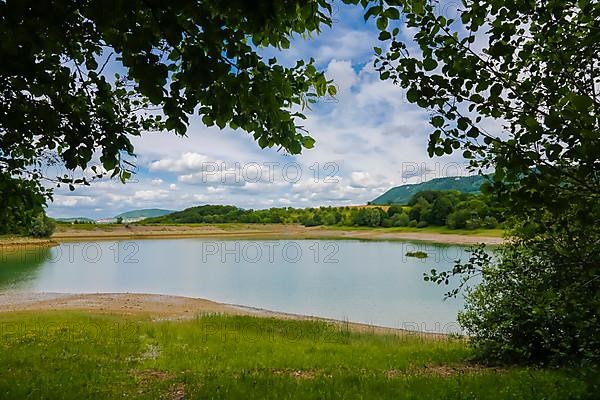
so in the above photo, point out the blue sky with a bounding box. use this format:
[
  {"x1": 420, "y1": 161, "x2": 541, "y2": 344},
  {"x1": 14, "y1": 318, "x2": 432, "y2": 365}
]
[{"x1": 47, "y1": 2, "x2": 471, "y2": 219}]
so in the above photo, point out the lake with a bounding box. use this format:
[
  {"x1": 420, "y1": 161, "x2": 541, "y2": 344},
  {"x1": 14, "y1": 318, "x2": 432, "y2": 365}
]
[{"x1": 0, "y1": 239, "x2": 472, "y2": 333}]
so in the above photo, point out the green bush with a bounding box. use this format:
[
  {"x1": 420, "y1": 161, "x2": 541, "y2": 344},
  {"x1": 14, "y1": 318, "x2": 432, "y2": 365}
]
[
  {"x1": 391, "y1": 212, "x2": 410, "y2": 227},
  {"x1": 428, "y1": 210, "x2": 600, "y2": 366},
  {"x1": 386, "y1": 205, "x2": 404, "y2": 218},
  {"x1": 483, "y1": 216, "x2": 498, "y2": 229},
  {"x1": 28, "y1": 214, "x2": 56, "y2": 238},
  {"x1": 416, "y1": 220, "x2": 429, "y2": 228},
  {"x1": 465, "y1": 218, "x2": 481, "y2": 230}
]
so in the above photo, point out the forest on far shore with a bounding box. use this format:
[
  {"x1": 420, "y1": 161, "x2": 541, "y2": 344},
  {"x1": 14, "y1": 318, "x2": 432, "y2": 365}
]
[{"x1": 143, "y1": 190, "x2": 504, "y2": 230}]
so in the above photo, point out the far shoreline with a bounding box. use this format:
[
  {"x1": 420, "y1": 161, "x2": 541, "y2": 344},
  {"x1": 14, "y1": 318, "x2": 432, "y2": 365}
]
[{"x1": 49, "y1": 223, "x2": 504, "y2": 246}]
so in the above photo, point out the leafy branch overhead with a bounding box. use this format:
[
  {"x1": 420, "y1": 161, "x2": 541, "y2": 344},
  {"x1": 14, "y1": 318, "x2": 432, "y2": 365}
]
[
  {"x1": 0, "y1": 0, "x2": 336, "y2": 188},
  {"x1": 345, "y1": 0, "x2": 599, "y2": 215}
]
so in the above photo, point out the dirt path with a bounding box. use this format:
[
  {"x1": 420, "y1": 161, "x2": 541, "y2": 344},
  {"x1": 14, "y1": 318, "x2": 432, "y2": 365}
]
[{"x1": 52, "y1": 224, "x2": 503, "y2": 245}]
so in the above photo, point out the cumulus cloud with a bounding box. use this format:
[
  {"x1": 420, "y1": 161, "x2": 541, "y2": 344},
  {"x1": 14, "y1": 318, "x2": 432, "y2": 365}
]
[
  {"x1": 53, "y1": 195, "x2": 97, "y2": 207},
  {"x1": 133, "y1": 190, "x2": 169, "y2": 201},
  {"x1": 349, "y1": 172, "x2": 389, "y2": 189},
  {"x1": 149, "y1": 152, "x2": 213, "y2": 173}
]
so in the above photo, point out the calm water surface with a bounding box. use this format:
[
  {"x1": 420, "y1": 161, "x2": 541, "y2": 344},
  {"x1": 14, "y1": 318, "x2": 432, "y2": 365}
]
[{"x1": 0, "y1": 239, "x2": 472, "y2": 332}]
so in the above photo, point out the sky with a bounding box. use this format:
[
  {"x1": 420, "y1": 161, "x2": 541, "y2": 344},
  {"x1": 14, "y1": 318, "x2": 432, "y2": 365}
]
[{"x1": 47, "y1": 2, "x2": 473, "y2": 219}]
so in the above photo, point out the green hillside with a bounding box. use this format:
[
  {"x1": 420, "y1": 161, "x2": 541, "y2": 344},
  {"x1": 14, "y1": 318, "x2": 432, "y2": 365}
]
[
  {"x1": 371, "y1": 175, "x2": 486, "y2": 205},
  {"x1": 114, "y1": 209, "x2": 176, "y2": 219}
]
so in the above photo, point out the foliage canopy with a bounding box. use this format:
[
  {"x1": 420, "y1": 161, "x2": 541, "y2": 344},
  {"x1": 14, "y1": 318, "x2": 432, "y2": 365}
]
[{"x1": 0, "y1": 0, "x2": 336, "y2": 189}]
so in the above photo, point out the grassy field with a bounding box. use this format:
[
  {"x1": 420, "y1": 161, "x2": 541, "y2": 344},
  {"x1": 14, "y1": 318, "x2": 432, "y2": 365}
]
[{"x1": 0, "y1": 312, "x2": 595, "y2": 399}]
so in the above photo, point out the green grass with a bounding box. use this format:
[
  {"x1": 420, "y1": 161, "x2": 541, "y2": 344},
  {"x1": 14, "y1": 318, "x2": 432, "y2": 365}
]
[{"x1": 0, "y1": 312, "x2": 596, "y2": 399}]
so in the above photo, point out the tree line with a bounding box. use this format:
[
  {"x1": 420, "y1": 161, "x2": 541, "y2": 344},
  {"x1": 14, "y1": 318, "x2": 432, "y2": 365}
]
[{"x1": 144, "y1": 190, "x2": 503, "y2": 230}]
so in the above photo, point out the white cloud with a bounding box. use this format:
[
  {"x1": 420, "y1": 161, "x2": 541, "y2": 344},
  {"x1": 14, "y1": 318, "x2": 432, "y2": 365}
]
[
  {"x1": 133, "y1": 190, "x2": 169, "y2": 201},
  {"x1": 325, "y1": 59, "x2": 358, "y2": 95},
  {"x1": 53, "y1": 195, "x2": 96, "y2": 207},
  {"x1": 316, "y1": 29, "x2": 374, "y2": 63},
  {"x1": 149, "y1": 152, "x2": 212, "y2": 173},
  {"x1": 349, "y1": 171, "x2": 389, "y2": 189}
]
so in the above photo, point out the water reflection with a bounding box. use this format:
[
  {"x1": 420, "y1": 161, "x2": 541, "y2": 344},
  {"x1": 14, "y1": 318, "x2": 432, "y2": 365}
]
[{"x1": 0, "y1": 246, "x2": 52, "y2": 290}]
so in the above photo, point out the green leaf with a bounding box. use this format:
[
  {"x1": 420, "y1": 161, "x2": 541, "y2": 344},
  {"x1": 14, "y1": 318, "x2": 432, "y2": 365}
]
[
  {"x1": 378, "y1": 31, "x2": 391, "y2": 41},
  {"x1": 570, "y1": 94, "x2": 593, "y2": 111},
  {"x1": 85, "y1": 58, "x2": 98, "y2": 70},
  {"x1": 470, "y1": 94, "x2": 484, "y2": 103},
  {"x1": 423, "y1": 58, "x2": 438, "y2": 71},
  {"x1": 490, "y1": 83, "x2": 503, "y2": 98},
  {"x1": 302, "y1": 136, "x2": 316, "y2": 149},
  {"x1": 406, "y1": 88, "x2": 419, "y2": 103},
  {"x1": 376, "y1": 16, "x2": 388, "y2": 30},
  {"x1": 384, "y1": 7, "x2": 400, "y2": 20},
  {"x1": 202, "y1": 114, "x2": 214, "y2": 126},
  {"x1": 432, "y1": 116, "x2": 444, "y2": 127},
  {"x1": 364, "y1": 5, "x2": 382, "y2": 21}
]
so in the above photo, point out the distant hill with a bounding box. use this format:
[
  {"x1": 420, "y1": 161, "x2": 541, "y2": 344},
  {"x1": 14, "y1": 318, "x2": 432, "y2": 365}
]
[
  {"x1": 114, "y1": 209, "x2": 176, "y2": 219},
  {"x1": 371, "y1": 175, "x2": 486, "y2": 205}
]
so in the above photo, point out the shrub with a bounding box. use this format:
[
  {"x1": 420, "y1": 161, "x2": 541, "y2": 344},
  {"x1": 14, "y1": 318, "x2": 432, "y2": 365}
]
[
  {"x1": 391, "y1": 212, "x2": 410, "y2": 227},
  {"x1": 416, "y1": 220, "x2": 429, "y2": 228},
  {"x1": 408, "y1": 219, "x2": 418, "y2": 227},
  {"x1": 465, "y1": 218, "x2": 481, "y2": 230},
  {"x1": 303, "y1": 214, "x2": 322, "y2": 227},
  {"x1": 427, "y1": 210, "x2": 600, "y2": 366},
  {"x1": 482, "y1": 216, "x2": 498, "y2": 229},
  {"x1": 28, "y1": 213, "x2": 56, "y2": 238},
  {"x1": 386, "y1": 205, "x2": 404, "y2": 218}
]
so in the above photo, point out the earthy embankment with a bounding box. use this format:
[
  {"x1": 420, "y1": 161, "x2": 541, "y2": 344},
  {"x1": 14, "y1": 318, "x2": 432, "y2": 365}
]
[
  {"x1": 0, "y1": 292, "x2": 445, "y2": 337},
  {"x1": 0, "y1": 236, "x2": 58, "y2": 248},
  {"x1": 52, "y1": 223, "x2": 504, "y2": 245}
]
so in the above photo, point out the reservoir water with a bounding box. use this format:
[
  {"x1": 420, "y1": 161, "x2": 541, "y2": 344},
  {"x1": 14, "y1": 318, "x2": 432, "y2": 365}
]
[{"x1": 0, "y1": 239, "x2": 473, "y2": 333}]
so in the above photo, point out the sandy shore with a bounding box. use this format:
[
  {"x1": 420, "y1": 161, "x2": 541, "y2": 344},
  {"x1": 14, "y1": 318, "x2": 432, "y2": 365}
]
[
  {"x1": 0, "y1": 292, "x2": 449, "y2": 338},
  {"x1": 52, "y1": 224, "x2": 503, "y2": 245}
]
